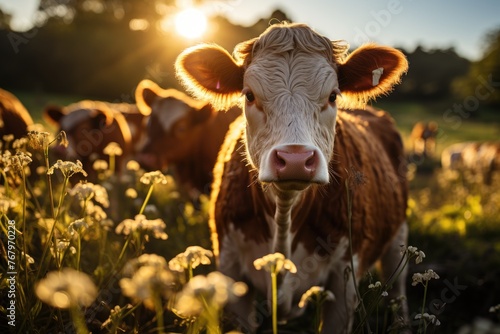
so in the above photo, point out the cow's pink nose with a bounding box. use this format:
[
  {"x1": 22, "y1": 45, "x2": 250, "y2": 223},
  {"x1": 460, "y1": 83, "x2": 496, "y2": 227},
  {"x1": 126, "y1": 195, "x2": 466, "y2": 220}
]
[{"x1": 272, "y1": 145, "x2": 318, "y2": 181}]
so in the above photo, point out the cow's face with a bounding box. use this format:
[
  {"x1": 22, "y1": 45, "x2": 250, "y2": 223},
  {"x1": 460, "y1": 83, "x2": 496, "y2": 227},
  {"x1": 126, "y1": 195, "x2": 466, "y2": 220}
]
[
  {"x1": 135, "y1": 80, "x2": 213, "y2": 170},
  {"x1": 175, "y1": 23, "x2": 408, "y2": 192},
  {"x1": 44, "y1": 105, "x2": 122, "y2": 163},
  {"x1": 242, "y1": 51, "x2": 338, "y2": 189}
]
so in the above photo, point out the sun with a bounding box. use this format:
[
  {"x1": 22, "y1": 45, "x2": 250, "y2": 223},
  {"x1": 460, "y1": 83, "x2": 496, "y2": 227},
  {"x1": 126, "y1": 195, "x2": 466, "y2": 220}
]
[{"x1": 174, "y1": 8, "x2": 207, "y2": 39}]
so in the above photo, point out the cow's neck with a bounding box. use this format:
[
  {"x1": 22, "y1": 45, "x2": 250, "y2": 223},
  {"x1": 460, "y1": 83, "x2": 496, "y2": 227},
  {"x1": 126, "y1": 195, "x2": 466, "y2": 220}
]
[{"x1": 272, "y1": 189, "x2": 299, "y2": 259}]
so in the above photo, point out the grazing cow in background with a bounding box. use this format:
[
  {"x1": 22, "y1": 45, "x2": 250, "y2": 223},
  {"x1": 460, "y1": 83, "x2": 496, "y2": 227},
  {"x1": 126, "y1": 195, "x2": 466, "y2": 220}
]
[
  {"x1": 44, "y1": 100, "x2": 146, "y2": 180},
  {"x1": 176, "y1": 22, "x2": 409, "y2": 333},
  {"x1": 0, "y1": 88, "x2": 34, "y2": 142},
  {"x1": 134, "y1": 79, "x2": 240, "y2": 197},
  {"x1": 409, "y1": 121, "x2": 438, "y2": 157},
  {"x1": 441, "y1": 141, "x2": 500, "y2": 185}
]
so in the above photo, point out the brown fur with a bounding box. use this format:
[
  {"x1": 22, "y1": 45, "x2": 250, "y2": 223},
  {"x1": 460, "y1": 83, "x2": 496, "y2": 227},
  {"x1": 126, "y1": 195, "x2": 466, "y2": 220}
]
[
  {"x1": 0, "y1": 88, "x2": 34, "y2": 140},
  {"x1": 135, "y1": 80, "x2": 241, "y2": 196},
  {"x1": 211, "y1": 107, "x2": 407, "y2": 272}
]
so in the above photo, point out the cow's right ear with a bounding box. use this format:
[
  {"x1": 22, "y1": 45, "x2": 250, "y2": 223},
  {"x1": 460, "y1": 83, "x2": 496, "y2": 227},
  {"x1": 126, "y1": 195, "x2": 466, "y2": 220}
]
[
  {"x1": 135, "y1": 79, "x2": 161, "y2": 116},
  {"x1": 175, "y1": 44, "x2": 244, "y2": 111},
  {"x1": 43, "y1": 105, "x2": 65, "y2": 126}
]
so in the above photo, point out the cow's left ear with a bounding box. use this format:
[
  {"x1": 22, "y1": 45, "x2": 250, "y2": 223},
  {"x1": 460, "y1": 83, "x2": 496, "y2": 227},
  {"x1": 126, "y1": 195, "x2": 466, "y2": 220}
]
[
  {"x1": 175, "y1": 44, "x2": 244, "y2": 110},
  {"x1": 43, "y1": 105, "x2": 65, "y2": 126},
  {"x1": 337, "y1": 43, "x2": 408, "y2": 107},
  {"x1": 135, "y1": 79, "x2": 161, "y2": 116}
]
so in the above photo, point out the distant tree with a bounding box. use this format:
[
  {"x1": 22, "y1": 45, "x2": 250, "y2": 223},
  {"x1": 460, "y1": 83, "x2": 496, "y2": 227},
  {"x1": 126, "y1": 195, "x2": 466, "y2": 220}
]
[
  {"x1": 394, "y1": 45, "x2": 470, "y2": 100},
  {"x1": 36, "y1": 0, "x2": 173, "y2": 26},
  {"x1": 453, "y1": 28, "x2": 500, "y2": 106}
]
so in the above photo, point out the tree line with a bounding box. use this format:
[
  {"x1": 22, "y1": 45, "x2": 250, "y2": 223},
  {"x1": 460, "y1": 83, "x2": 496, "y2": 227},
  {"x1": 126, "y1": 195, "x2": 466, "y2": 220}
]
[{"x1": 0, "y1": 2, "x2": 498, "y2": 107}]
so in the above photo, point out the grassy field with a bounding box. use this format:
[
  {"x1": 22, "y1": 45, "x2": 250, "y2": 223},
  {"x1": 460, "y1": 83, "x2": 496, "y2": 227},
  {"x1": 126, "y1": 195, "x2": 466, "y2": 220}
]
[{"x1": 1, "y1": 91, "x2": 499, "y2": 333}]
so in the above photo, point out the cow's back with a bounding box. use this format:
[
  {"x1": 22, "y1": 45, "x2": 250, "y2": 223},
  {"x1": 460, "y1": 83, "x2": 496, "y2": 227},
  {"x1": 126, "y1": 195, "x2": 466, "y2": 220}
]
[
  {"x1": 0, "y1": 89, "x2": 33, "y2": 139},
  {"x1": 211, "y1": 108, "x2": 407, "y2": 273}
]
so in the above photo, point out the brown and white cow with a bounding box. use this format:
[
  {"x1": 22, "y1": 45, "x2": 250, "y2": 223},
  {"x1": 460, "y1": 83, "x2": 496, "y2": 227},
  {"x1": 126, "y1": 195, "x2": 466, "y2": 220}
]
[
  {"x1": 409, "y1": 121, "x2": 438, "y2": 157},
  {"x1": 441, "y1": 141, "x2": 500, "y2": 184},
  {"x1": 44, "y1": 100, "x2": 147, "y2": 180},
  {"x1": 0, "y1": 88, "x2": 34, "y2": 142},
  {"x1": 134, "y1": 79, "x2": 241, "y2": 196},
  {"x1": 176, "y1": 23, "x2": 409, "y2": 333}
]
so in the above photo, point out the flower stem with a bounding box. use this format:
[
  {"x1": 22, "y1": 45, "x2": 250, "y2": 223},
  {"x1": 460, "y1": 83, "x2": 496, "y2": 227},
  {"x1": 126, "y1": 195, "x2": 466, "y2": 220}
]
[
  {"x1": 109, "y1": 154, "x2": 115, "y2": 175},
  {"x1": 139, "y1": 185, "x2": 154, "y2": 215},
  {"x1": 154, "y1": 294, "x2": 165, "y2": 334},
  {"x1": 36, "y1": 175, "x2": 70, "y2": 278},
  {"x1": 76, "y1": 234, "x2": 81, "y2": 271},
  {"x1": 44, "y1": 146, "x2": 56, "y2": 219},
  {"x1": 315, "y1": 298, "x2": 323, "y2": 334},
  {"x1": 271, "y1": 271, "x2": 278, "y2": 334},
  {"x1": 419, "y1": 281, "x2": 429, "y2": 333},
  {"x1": 70, "y1": 305, "x2": 90, "y2": 334}
]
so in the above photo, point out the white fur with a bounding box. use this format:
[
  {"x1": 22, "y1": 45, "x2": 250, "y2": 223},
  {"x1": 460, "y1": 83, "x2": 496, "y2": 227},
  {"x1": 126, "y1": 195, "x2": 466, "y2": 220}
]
[
  {"x1": 153, "y1": 99, "x2": 190, "y2": 132},
  {"x1": 243, "y1": 52, "x2": 339, "y2": 187}
]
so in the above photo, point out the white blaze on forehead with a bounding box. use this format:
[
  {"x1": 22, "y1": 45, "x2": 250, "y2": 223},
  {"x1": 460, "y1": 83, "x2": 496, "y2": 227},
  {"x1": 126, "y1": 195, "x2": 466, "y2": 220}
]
[{"x1": 153, "y1": 99, "x2": 191, "y2": 132}]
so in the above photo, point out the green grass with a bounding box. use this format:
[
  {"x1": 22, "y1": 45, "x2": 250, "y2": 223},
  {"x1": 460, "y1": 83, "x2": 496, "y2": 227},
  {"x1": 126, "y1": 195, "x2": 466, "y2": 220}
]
[{"x1": 374, "y1": 98, "x2": 499, "y2": 155}]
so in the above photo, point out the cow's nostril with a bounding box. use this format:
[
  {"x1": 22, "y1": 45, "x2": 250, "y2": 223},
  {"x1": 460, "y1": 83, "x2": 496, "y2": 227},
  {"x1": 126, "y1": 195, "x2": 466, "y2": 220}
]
[
  {"x1": 305, "y1": 152, "x2": 316, "y2": 168},
  {"x1": 275, "y1": 151, "x2": 287, "y2": 169}
]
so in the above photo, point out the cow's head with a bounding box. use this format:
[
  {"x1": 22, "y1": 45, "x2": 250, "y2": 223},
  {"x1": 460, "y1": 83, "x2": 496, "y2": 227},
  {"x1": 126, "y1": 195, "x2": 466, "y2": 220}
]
[
  {"x1": 44, "y1": 102, "x2": 129, "y2": 162},
  {"x1": 135, "y1": 79, "x2": 213, "y2": 171},
  {"x1": 175, "y1": 23, "x2": 407, "y2": 192}
]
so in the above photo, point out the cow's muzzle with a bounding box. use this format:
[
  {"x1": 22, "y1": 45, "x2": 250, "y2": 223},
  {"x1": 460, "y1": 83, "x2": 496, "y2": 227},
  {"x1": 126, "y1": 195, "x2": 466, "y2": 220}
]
[{"x1": 260, "y1": 144, "x2": 329, "y2": 186}]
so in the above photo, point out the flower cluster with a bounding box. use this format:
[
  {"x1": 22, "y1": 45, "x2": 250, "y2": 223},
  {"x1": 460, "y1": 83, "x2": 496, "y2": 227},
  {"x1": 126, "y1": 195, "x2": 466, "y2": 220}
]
[
  {"x1": 68, "y1": 182, "x2": 110, "y2": 207},
  {"x1": 169, "y1": 246, "x2": 213, "y2": 273},
  {"x1": 3, "y1": 151, "x2": 32, "y2": 173},
  {"x1": 139, "y1": 170, "x2": 168, "y2": 185},
  {"x1": 414, "y1": 312, "x2": 441, "y2": 326},
  {"x1": 253, "y1": 252, "x2": 297, "y2": 274},
  {"x1": 120, "y1": 254, "x2": 174, "y2": 310},
  {"x1": 368, "y1": 281, "x2": 382, "y2": 289},
  {"x1": 35, "y1": 268, "x2": 97, "y2": 308},
  {"x1": 412, "y1": 269, "x2": 440, "y2": 286},
  {"x1": 174, "y1": 271, "x2": 247, "y2": 317},
  {"x1": 115, "y1": 214, "x2": 168, "y2": 240},
  {"x1": 103, "y1": 142, "x2": 123, "y2": 156},
  {"x1": 298, "y1": 286, "x2": 335, "y2": 308},
  {"x1": 27, "y1": 130, "x2": 50, "y2": 150},
  {"x1": 68, "y1": 218, "x2": 89, "y2": 237},
  {"x1": 489, "y1": 304, "x2": 500, "y2": 313},
  {"x1": 401, "y1": 245, "x2": 426, "y2": 264},
  {"x1": 92, "y1": 159, "x2": 108, "y2": 172},
  {"x1": 47, "y1": 159, "x2": 87, "y2": 178}
]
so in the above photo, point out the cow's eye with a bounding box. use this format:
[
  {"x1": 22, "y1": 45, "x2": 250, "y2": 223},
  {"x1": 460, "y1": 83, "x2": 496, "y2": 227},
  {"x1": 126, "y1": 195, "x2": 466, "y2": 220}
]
[
  {"x1": 328, "y1": 92, "x2": 337, "y2": 103},
  {"x1": 245, "y1": 91, "x2": 255, "y2": 103}
]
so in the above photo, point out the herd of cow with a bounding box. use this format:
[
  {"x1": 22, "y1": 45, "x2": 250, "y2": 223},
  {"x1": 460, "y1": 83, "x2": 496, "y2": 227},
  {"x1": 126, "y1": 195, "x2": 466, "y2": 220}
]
[
  {"x1": 1, "y1": 79, "x2": 240, "y2": 196},
  {"x1": 1, "y1": 23, "x2": 498, "y2": 333}
]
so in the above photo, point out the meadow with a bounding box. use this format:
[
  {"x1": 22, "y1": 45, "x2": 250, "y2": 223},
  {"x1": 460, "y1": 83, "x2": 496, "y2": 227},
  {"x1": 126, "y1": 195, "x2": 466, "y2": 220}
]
[{"x1": 1, "y1": 92, "x2": 499, "y2": 334}]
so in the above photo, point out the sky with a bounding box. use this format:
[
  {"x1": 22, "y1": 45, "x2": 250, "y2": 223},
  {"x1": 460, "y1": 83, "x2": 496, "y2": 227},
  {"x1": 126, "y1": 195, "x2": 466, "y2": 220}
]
[{"x1": 1, "y1": 0, "x2": 499, "y2": 60}]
